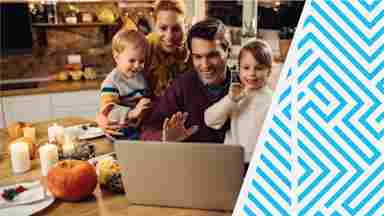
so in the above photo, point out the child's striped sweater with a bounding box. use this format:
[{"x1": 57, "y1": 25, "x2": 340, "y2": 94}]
[{"x1": 100, "y1": 68, "x2": 149, "y2": 139}]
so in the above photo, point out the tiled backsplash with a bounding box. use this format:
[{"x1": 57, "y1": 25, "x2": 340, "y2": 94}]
[
  {"x1": 0, "y1": 40, "x2": 115, "y2": 80},
  {"x1": 0, "y1": 47, "x2": 115, "y2": 80}
]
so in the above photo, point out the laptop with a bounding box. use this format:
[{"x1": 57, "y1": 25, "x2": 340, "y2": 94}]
[{"x1": 114, "y1": 140, "x2": 244, "y2": 211}]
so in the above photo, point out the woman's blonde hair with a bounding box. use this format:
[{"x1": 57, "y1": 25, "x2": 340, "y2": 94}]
[
  {"x1": 239, "y1": 39, "x2": 273, "y2": 73},
  {"x1": 112, "y1": 29, "x2": 148, "y2": 55},
  {"x1": 153, "y1": 0, "x2": 185, "y2": 20}
]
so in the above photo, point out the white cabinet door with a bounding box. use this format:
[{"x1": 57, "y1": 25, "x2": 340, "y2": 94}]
[
  {"x1": 0, "y1": 98, "x2": 5, "y2": 128},
  {"x1": 3, "y1": 94, "x2": 51, "y2": 124},
  {"x1": 2, "y1": 90, "x2": 99, "y2": 125},
  {"x1": 51, "y1": 90, "x2": 99, "y2": 120}
]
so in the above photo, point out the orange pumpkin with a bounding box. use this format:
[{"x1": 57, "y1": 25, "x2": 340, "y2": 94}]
[{"x1": 47, "y1": 160, "x2": 98, "y2": 201}]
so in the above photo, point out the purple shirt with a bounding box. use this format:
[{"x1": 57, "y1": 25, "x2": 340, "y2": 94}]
[{"x1": 141, "y1": 70, "x2": 230, "y2": 143}]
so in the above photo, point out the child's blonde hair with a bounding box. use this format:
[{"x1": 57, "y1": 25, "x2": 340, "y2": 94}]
[
  {"x1": 112, "y1": 29, "x2": 148, "y2": 55},
  {"x1": 239, "y1": 39, "x2": 273, "y2": 75}
]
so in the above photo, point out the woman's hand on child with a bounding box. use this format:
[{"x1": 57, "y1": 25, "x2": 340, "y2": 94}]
[
  {"x1": 128, "y1": 98, "x2": 151, "y2": 120},
  {"x1": 229, "y1": 83, "x2": 247, "y2": 102},
  {"x1": 162, "y1": 112, "x2": 199, "y2": 142}
]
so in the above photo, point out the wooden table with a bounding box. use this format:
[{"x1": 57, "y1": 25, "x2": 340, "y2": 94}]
[{"x1": 0, "y1": 117, "x2": 232, "y2": 216}]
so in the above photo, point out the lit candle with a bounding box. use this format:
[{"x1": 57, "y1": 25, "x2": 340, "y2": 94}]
[
  {"x1": 56, "y1": 126, "x2": 65, "y2": 145},
  {"x1": 23, "y1": 126, "x2": 36, "y2": 143},
  {"x1": 10, "y1": 142, "x2": 31, "y2": 174},
  {"x1": 48, "y1": 123, "x2": 58, "y2": 143},
  {"x1": 48, "y1": 124, "x2": 65, "y2": 145},
  {"x1": 39, "y1": 143, "x2": 59, "y2": 176},
  {"x1": 62, "y1": 142, "x2": 74, "y2": 158}
]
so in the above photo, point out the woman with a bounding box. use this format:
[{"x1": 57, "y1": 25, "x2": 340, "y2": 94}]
[{"x1": 145, "y1": 0, "x2": 192, "y2": 96}]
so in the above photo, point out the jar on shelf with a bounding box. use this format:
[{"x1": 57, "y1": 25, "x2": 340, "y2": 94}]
[
  {"x1": 80, "y1": 12, "x2": 94, "y2": 23},
  {"x1": 65, "y1": 11, "x2": 78, "y2": 24},
  {"x1": 46, "y1": 2, "x2": 58, "y2": 24}
]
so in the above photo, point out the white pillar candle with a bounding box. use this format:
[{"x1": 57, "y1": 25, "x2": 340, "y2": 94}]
[
  {"x1": 23, "y1": 126, "x2": 36, "y2": 143},
  {"x1": 39, "y1": 143, "x2": 59, "y2": 176},
  {"x1": 10, "y1": 142, "x2": 31, "y2": 174}
]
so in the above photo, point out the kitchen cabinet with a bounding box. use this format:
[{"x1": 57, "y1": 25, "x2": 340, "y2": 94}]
[
  {"x1": 3, "y1": 94, "x2": 51, "y2": 124},
  {"x1": 2, "y1": 90, "x2": 99, "y2": 127},
  {"x1": 52, "y1": 105, "x2": 98, "y2": 120},
  {"x1": 51, "y1": 90, "x2": 99, "y2": 120}
]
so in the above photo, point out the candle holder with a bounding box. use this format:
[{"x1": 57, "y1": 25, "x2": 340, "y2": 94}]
[{"x1": 59, "y1": 143, "x2": 96, "y2": 161}]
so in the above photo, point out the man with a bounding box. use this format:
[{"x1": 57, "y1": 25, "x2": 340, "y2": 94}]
[{"x1": 141, "y1": 18, "x2": 232, "y2": 142}]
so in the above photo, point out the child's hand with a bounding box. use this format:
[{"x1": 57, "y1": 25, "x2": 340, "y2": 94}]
[
  {"x1": 229, "y1": 83, "x2": 246, "y2": 102},
  {"x1": 128, "y1": 98, "x2": 151, "y2": 120}
]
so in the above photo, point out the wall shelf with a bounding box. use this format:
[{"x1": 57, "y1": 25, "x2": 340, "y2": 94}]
[{"x1": 1, "y1": 0, "x2": 118, "y2": 3}]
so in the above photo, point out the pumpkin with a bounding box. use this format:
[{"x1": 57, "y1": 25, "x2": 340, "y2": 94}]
[
  {"x1": 69, "y1": 70, "x2": 83, "y2": 80},
  {"x1": 47, "y1": 160, "x2": 97, "y2": 201},
  {"x1": 55, "y1": 70, "x2": 69, "y2": 81},
  {"x1": 83, "y1": 67, "x2": 97, "y2": 80}
]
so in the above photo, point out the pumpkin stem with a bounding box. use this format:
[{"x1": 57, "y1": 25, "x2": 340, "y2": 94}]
[{"x1": 61, "y1": 159, "x2": 74, "y2": 168}]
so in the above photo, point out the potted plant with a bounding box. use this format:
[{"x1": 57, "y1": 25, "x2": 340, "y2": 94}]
[{"x1": 278, "y1": 26, "x2": 295, "y2": 59}]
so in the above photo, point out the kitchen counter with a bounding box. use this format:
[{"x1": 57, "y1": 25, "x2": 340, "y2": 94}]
[
  {"x1": 0, "y1": 79, "x2": 103, "y2": 97},
  {"x1": 0, "y1": 117, "x2": 232, "y2": 216}
]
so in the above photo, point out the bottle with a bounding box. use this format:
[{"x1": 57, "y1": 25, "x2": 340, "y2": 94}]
[{"x1": 46, "y1": 1, "x2": 57, "y2": 24}]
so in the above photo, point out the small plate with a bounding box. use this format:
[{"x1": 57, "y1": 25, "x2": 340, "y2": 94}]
[
  {"x1": 65, "y1": 124, "x2": 105, "y2": 140},
  {"x1": 0, "y1": 197, "x2": 54, "y2": 215},
  {"x1": 78, "y1": 127, "x2": 104, "y2": 140},
  {"x1": 0, "y1": 182, "x2": 55, "y2": 215}
]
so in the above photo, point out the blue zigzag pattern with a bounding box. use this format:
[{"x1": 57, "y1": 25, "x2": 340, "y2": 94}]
[
  {"x1": 234, "y1": 0, "x2": 383, "y2": 216},
  {"x1": 358, "y1": 0, "x2": 382, "y2": 12},
  {"x1": 304, "y1": 3, "x2": 384, "y2": 79},
  {"x1": 295, "y1": 0, "x2": 383, "y2": 215}
]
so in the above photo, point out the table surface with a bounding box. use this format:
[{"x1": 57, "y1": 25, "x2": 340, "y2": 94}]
[{"x1": 0, "y1": 117, "x2": 232, "y2": 216}]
